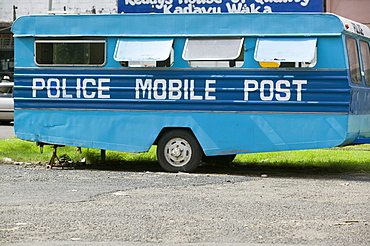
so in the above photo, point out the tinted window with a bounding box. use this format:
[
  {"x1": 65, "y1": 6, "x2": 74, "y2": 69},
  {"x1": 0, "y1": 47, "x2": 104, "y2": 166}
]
[
  {"x1": 360, "y1": 41, "x2": 370, "y2": 85},
  {"x1": 35, "y1": 39, "x2": 105, "y2": 66},
  {"x1": 346, "y1": 37, "x2": 362, "y2": 85},
  {"x1": 0, "y1": 85, "x2": 13, "y2": 98}
]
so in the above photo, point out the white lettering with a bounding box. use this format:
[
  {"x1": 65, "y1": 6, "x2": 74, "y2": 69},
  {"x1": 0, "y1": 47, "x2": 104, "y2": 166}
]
[
  {"x1": 31, "y1": 77, "x2": 307, "y2": 103},
  {"x1": 62, "y1": 78, "x2": 72, "y2": 98},
  {"x1": 135, "y1": 79, "x2": 152, "y2": 99},
  {"x1": 301, "y1": 0, "x2": 309, "y2": 6},
  {"x1": 253, "y1": 0, "x2": 310, "y2": 7},
  {"x1": 32, "y1": 78, "x2": 45, "y2": 97},
  {"x1": 173, "y1": 3, "x2": 222, "y2": 13},
  {"x1": 226, "y1": 3, "x2": 266, "y2": 13},
  {"x1": 135, "y1": 78, "x2": 211, "y2": 100},
  {"x1": 292, "y1": 80, "x2": 307, "y2": 101},
  {"x1": 124, "y1": 0, "x2": 309, "y2": 13},
  {"x1": 153, "y1": 79, "x2": 167, "y2": 100},
  {"x1": 244, "y1": 80, "x2": 258, "y2": 100},
  {"x1": 125, "y1": 0, "x2": 136, "y2": 6},
  {"x1": 47, "y1": 78, "x2": 60, "y2": 98},
  {"x1": 178, "y1": 0, "x2": 222, "y2": 4},
  {"x1": 155, "y1": 0, "x2": 165, "y2": 9},
  {"x1": 260, "y1": 80, "x2": 274, "y2": 101},
  {"x1": 244, "y1": 79, "x2": 307, "y2": 101},
  {"x1": 98, "y1": 78, "x2": 110, "y2": 99},
  {"x1": 205, "y1": 80, "x2": 216, "y2": 100},
  {"x1": 163, "y1": 4, "x2": 173, "y2": 13},
  {"x1": 32, "y1": 77, "x2": 111, "y2": 99},
  {"x1": 76, "y1": 78, "x2": 81, "y2": 98},
  {"x1": 82, "y1": 78, "x2": 96, "y2": 99},
  {"x1": 275, "y1": 80, "x2": 290, "y2": 101},
  {"x1": 184, "y1": 79, "x2": 189, "y2": 100},
  {"x1": 190, "y1": 79, "x2": 203, "y2": 100},
  {"x1": 169, "y1": 79, "x2": 182, "y2": 100}
]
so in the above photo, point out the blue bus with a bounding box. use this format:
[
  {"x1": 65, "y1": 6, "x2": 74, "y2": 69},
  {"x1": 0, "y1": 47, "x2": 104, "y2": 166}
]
[{"x1": 11, "y1": 13, "x2": 370, "y2": 172}]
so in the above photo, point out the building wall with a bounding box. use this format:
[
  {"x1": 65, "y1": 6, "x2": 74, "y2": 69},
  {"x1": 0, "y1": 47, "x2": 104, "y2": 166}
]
[
  {"x1": 326, "y1": 0, "x2": 370, "y2": 27},
  {"x1": 0, "y1": 0, "x2": 117, "y2": 22},
  {"x1": 1, "y1": 0, "x2": 369, "y2": 24}
]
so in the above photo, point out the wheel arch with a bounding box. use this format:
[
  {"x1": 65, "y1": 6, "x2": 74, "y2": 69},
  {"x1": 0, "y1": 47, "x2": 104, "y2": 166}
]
[{"x1": 154, "y1": 127, "x2": 198, "y2": 145}]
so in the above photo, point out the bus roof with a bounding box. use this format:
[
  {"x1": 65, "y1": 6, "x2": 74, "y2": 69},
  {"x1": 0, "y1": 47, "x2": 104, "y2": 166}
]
[{"x1": 11, "y1": 13, "x2": 370, "y2": 39}]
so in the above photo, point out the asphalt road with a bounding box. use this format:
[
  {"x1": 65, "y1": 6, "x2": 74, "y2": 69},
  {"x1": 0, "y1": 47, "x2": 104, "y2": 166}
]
[
  {"x1": 0, "y1": 123, "x2": 369, "y2": 245},
  {"x1": 0, "y1": 162, "x2": 369, "y2": 246},
  {"x1": 0, "y1": 123, "x2": 15, "y2": 139}
]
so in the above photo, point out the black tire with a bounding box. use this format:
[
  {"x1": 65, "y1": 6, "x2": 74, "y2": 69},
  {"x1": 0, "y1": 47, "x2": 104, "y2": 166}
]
[
  {"x1": 157, "y1": 129, "x2": 203, "y2": 172},
  {"x1": 202, "y1": 155, "x2": 236, "y2": 165}
]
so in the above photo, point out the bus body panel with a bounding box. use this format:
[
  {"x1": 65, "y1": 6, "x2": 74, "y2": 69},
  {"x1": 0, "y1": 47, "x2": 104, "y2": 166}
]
[
  {"x1": 14, "y1": 68, "x2": 350, "y2": 113},
  {"x1": 14, "y1": 110, "x2": 350, "y2": 155},
  {"x1": 12, "y1": 13, "x2": 345, "y2": 38},
  {"x1": 14, "y1": 66, "x2": 355, "y2": 155},
  {"x1": 10, "y1": 13, "x2": 370, "y2": 166}
]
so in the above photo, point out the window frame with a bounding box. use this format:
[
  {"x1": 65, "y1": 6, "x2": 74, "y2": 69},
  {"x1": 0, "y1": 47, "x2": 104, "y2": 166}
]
[
  {"x1": 254, "y1": 37, "x2": 317, "y2": 68},
  {"x1": 114, "y1": 38, "x2": 174, "y2": 68},
  {"x1": 34, "y1": 38, "x2": 106, "y2": 67},
  {"x1": 346, "y1": 37, "x2": 362, "y2": 85},
  {"x1": 182, "y1": 37, "x2": 244, "y2": 68},
  {"x1": 360, "y1": 40, "x2": 370, "y2": 86}
]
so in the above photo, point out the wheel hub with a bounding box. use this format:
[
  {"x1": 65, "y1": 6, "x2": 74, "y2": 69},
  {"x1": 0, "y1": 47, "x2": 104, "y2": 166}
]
[
  {"x1": 171, "y1": 147, "x2": 182, "y2": 158},
  {"x1": 164, "y1": 138, "x2": 192, "y2": 167}
]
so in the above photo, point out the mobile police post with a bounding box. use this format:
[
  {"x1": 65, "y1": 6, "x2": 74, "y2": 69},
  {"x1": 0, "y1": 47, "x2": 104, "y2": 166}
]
[{"x1": 11, "y1": 13, "x2": 370, "y2": 172}]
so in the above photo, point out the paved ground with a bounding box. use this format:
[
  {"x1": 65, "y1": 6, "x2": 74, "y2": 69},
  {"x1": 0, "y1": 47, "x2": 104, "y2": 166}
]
[
  {"x1": 0, "y1": 162, "x2": 369, "y2": 246},
  {"x1": 0, "y1": 123, "x2": 15, "y2": 139}
]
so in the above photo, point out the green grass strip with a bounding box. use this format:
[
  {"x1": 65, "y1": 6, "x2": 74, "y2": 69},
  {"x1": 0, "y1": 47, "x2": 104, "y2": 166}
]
[{"x1": 1, "y1": 138, "x2": 370, "y2": 172}]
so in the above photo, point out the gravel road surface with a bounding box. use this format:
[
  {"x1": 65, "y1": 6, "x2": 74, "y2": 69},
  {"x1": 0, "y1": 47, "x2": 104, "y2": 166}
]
[{"x1": 0, "y1": 162, "x2": 369, "y2": 246}]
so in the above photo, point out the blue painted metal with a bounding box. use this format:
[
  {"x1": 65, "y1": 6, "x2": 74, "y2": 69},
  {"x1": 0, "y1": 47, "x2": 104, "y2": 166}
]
[
  {"x1": 14, "y1": 68, "x2": 350, "y2": 113},
  {"x1": 14, "y1": 110, "x2": 350, "y2": 155},
  {"x1": 352, "y1": 138, "x2": 370, "y2": 144},
  {"x1": 13, "y1": 36, "x2": 348, "y2": 69},
  {"x1": 12, "y1": 13, "x2": 344, "y2": 38},
  {"x1": 118, "y1": 0, "x2": 324, "y2": 14},
  {"x1": 11, "y1": 13, "x2": 370, "y2": 157}
]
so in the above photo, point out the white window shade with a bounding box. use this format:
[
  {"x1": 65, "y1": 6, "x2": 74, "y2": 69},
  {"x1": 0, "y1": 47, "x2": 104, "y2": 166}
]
[
  {"x1": 114, "y1": 38, "x2": 173, "y2": 61},
  {"x1": 183, "y1": 38, "x2": 244, "y2": 60},
  {"x1": 254, "y1": 38, "x2": 317, "y2": 62}
]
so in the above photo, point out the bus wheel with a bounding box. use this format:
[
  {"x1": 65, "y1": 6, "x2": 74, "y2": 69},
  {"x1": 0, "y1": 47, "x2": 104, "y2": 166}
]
[
  {"x1": 202, "y1": 154, "x2": 236, "y2": 165},
  {"x1": 157, "y1": 130, "x2": 202, "y2": 172}
]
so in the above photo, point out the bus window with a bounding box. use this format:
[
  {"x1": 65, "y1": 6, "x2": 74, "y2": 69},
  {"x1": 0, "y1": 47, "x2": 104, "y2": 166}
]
[
  {"x1": 182, "y1": 38, "x2": 244, "y2": 68},
  {"x1": 35, "y1": 39, "x2": 105, "y2": 66},
  {"x1": 255, "y1": 38, "x2": 317, "y2": 68},
  {"x1": 346, "y1": 37, "x2": 362, "y2": 85},
  {"x1": 114, "y1": 38, "x2": 174, "y2": 68},
  {"x1": 360, "y1": 41, "x2": 370, "y2": 85}
]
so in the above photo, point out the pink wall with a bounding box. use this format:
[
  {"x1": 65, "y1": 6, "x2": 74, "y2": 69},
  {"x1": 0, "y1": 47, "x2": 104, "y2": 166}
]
[{"x1": 326, "y1": 0, "x2": 370, "y2": 27}]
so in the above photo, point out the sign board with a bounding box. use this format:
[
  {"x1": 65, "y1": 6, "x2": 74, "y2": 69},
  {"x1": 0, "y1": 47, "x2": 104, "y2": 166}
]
[{"x1": 118, "y1": 0, "x2": 323, "y2": 14}]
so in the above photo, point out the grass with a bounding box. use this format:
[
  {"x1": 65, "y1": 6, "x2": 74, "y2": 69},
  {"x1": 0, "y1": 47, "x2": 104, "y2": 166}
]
[
  {"x1": 1, "y1": 137, "x2": 370, "y2": 173},
  {"x1": 234, "y1": 147, "x2": 370, "y2": 173},
  {"x1": 0, "y1": 138, "x2": 157, "y2": 164}
]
